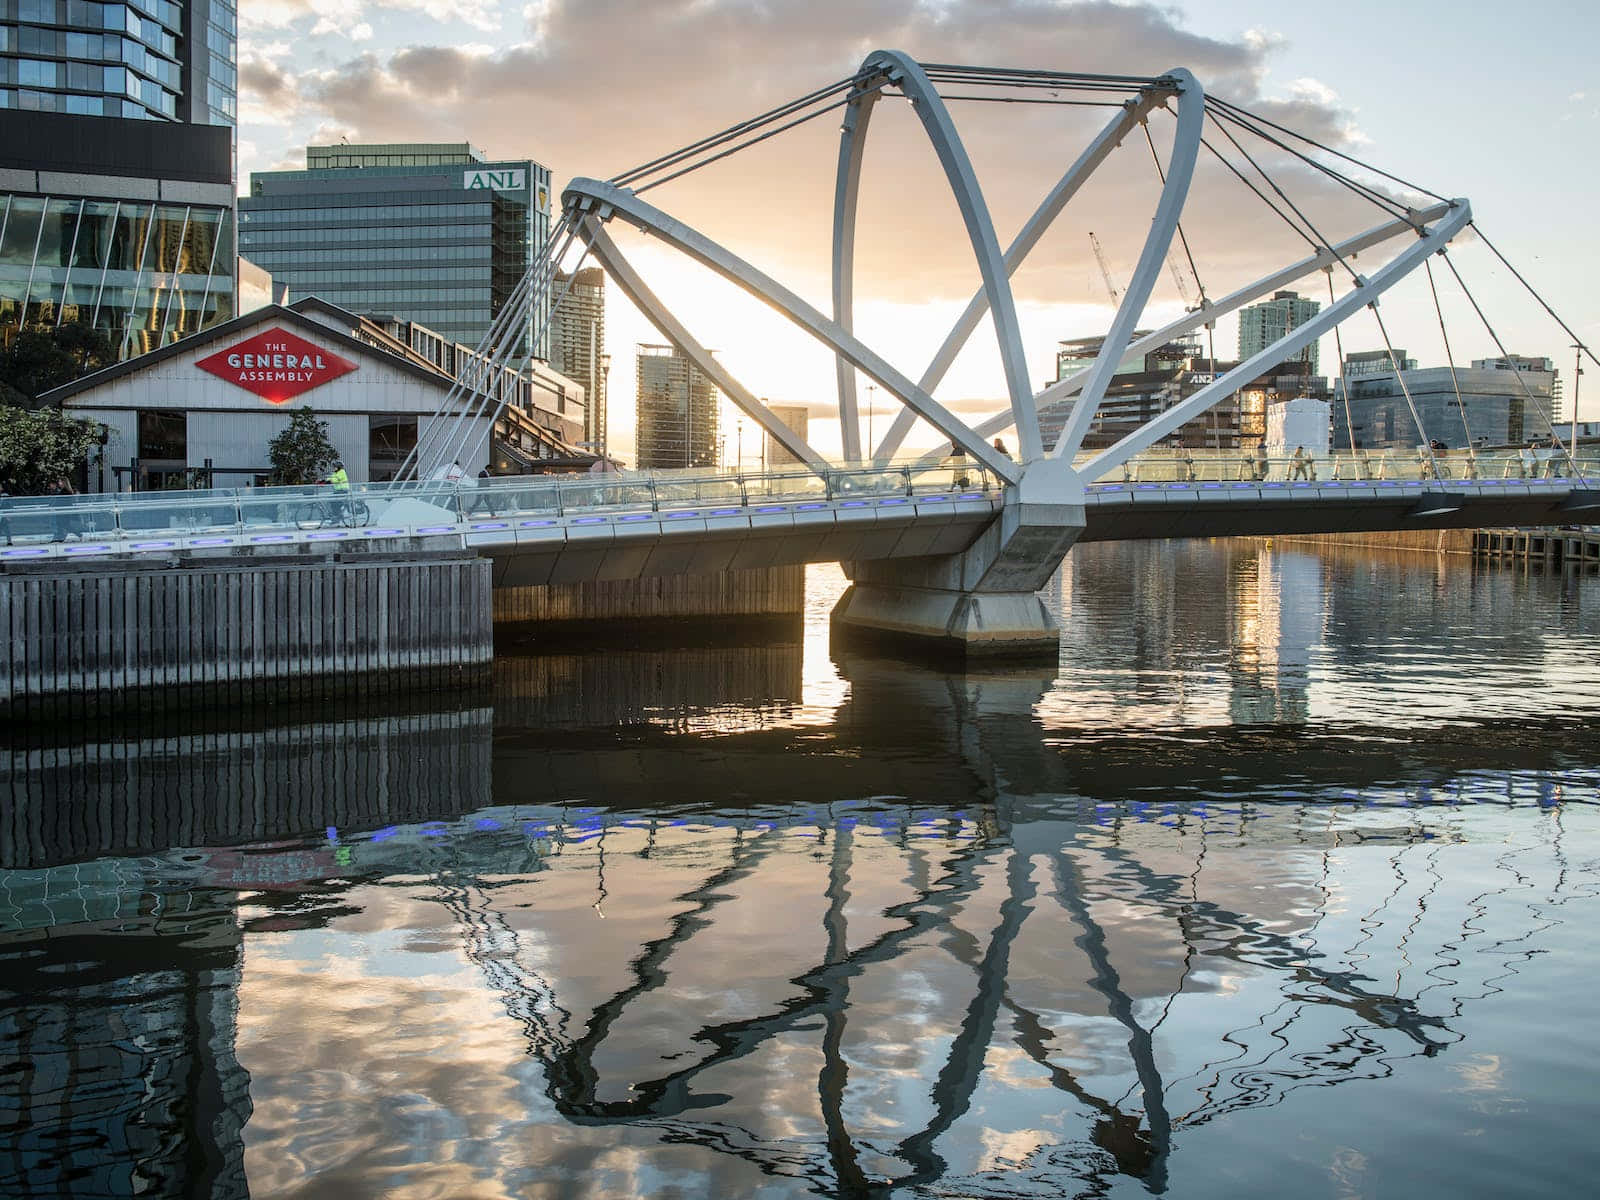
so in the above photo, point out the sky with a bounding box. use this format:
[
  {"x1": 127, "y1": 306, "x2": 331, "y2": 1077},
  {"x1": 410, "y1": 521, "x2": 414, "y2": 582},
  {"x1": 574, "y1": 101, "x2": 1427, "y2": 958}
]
[{"x1": 235, "y1": 0, "x2": 1600, "y2": 464}]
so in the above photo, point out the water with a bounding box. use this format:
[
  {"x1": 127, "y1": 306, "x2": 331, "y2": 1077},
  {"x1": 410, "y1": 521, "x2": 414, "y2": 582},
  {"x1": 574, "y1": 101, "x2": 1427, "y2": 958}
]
[{"x1": 3, "y1": 540, "x2": 1599, "y2": 1199}]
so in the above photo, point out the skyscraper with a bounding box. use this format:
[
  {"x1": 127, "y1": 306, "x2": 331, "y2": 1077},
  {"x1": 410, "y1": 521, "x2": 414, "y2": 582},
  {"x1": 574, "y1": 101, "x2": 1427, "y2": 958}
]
[
  {"x1": 0, "y1": 0, "x2": 239, "y2": 357},
  {"x1": 238, "y1": 144, "x2": 551, "y2": 359},
  {"x1": 550, "y1": 266, "x2": 607, "y2": 452},
  {"x1": 1237, "y1": 290, "x2": 1321, "y2": 374},
  {"x1": 636, "y1": 343, "x2": 718, "y2": 469}
]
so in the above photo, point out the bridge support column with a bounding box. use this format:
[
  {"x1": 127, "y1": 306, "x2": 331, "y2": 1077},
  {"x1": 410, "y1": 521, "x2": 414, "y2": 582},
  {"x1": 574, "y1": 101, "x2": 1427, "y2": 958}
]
[{"x1": 832, "y1": 486, "x2": 1084, "y2": 660}]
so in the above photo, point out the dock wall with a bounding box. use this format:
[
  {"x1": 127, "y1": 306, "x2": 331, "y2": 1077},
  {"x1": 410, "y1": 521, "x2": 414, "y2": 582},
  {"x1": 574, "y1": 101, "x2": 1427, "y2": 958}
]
[
  {"x1": 493, "y1": 564, "x2": 806, "y2": 628},
  {"x1": 1278, "y1": 529, "x2": 1478, "y2": 555},
  {"x1": 2, "y1": 553, "x2": 492, "y2": 720}
]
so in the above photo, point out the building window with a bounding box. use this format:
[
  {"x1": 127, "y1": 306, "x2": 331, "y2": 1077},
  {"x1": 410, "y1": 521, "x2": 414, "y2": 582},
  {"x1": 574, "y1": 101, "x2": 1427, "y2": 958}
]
[
  {"x1": 137, "y1": 409, "x2": 185, "y2": 461},
  {"x1": 369, "y1": 415, "x2": 417, "y2": 482}
]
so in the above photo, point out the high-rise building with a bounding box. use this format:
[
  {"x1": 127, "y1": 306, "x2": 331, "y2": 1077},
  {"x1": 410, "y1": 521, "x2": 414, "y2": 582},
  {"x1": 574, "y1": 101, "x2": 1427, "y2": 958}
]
[
  {"x1": 549, "y1": 266, "x2": 607, "y2": 452},
  {"x1": 1333, "y1": 350, "x2": 1559, "y2": 449},
  {"x1": 238, "y1": 143, "x2": 551, "y2": 359},
  {"x1": 635, "y1": 343, "x2": 718, "y2": 469},
  {"x1": 1238, "y1": 290, "x2": 1321, "y2": 375},
  {"x1": 1040, "y1": 334, "x2": 1242, "y2": 450},
  {"x1": 764, "y1": 404, "x2": 809, "y2": 467},
  {"x1": 0, "y1": 0, "x2": 239, "y2": 357}
]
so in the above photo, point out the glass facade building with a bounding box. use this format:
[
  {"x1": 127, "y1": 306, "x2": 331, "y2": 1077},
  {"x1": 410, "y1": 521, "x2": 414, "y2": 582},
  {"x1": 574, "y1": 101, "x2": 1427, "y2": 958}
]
[
  {"x1": 239, "y1": 144, "x2": 551, "y2": 360},
  {"x1": 636, "y1": 343, "x2": 719, "y2": 469},
  {"x1": 550, "y1": 266, "x2": 606, "y2": 452},
  {"x1": 0, "y1": 0, "x2": 238, "y2": 358},
  {"x1": 1238, "y1": 290, "x2": 1321, "y2": 375}
]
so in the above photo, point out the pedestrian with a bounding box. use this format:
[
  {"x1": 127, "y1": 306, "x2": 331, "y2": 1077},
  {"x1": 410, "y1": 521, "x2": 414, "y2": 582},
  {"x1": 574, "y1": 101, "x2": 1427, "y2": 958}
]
[
  {"x1": 992, "y1": 437, "x2": 1010, "y2": 458},
  {"x1": 1290, "y1": 445, "x2": 1310, "y2": 481},
  {"x1": 1254, "y1": 442, "x2": 1269, "y2": 482}
]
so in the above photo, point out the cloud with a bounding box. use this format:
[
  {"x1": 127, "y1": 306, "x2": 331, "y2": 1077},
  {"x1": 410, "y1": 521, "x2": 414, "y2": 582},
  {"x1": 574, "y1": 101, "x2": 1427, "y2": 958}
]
[{"x1": 239, "y1": 0, "x2": 1415, "y2": 309}]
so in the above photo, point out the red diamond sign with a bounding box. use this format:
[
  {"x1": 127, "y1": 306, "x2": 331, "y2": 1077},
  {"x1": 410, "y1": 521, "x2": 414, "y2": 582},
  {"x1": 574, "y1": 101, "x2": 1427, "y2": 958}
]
[{"x1": 195, "y1": 326, "x2": 358, "y2": 404}]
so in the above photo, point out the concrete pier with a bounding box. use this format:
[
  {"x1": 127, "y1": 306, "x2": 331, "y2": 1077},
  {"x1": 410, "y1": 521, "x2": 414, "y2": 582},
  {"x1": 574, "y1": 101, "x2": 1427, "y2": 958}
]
[{"x1": 2, "y1": 553, "x2": 492, "y2": 720}]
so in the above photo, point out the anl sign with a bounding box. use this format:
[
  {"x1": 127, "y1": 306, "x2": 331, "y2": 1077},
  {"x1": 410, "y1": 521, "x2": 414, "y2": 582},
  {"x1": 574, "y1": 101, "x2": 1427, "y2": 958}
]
[{"x1": 464, "y1": 168, "x2": 527, "y2": 192}]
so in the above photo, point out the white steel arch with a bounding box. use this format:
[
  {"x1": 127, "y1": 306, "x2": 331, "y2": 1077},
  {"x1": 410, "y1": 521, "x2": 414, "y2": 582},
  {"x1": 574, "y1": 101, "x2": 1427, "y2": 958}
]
[{"x1": 561, "y1": 49, "x2": 1471, "y2": 500}]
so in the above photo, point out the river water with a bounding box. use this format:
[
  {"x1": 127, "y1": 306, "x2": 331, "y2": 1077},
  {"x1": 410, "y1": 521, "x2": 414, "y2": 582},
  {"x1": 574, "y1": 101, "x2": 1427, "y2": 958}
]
[{"x1": 3, "y1": 539, "x2": 1599, "y2": 1199}]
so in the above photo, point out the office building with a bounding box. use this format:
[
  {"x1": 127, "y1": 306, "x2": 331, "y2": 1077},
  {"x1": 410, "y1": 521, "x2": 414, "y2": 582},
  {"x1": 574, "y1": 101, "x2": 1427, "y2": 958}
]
[
  {"x1": 1238, "y1": 290, "x2": 1321, "y2": 375},
  {"x1": 549, "y1": 266, "x2": 607, "y2": 452},
  {"x1": 636, "y1": 343, "x2": 718, "y2": 469},
  {"x1": 1333, "y1": 349, "x2": 1559, "y2": 449},
  {"x1": 1041, "y1": 333, "x2": 1242, "y2": 450},
  {"x1": 239, "y1": 143, "x2": 551, "y2": 360},
  {"x1": 764, "y1": 404, "x2": 809, "y2": 466},
  {"x1": 0, "y1": 0, "x2": 238, "y2": 357}
]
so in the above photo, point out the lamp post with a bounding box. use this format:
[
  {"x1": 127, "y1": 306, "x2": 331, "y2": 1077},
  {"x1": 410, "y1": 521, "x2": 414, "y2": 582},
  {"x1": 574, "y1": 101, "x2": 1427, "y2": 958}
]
[{"x1": 1573, "y1": 343, "x2": 1585, "y2": 462}]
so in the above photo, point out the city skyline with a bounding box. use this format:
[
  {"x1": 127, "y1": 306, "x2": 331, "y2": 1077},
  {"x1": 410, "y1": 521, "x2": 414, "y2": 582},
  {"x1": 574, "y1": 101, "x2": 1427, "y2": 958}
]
[{"x1": 227, "y1": 1, "x2": 1598, "y2": 462}]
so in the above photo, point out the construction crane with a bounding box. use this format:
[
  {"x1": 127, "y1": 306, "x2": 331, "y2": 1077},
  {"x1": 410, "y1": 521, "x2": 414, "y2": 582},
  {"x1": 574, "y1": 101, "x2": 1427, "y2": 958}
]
[
  {"x1": 1167, "y1": 249, "x2": 1196, "y2": 310},
  {"x1": 1088, "y1": 231, "x2": 1121, "y2": 306}
]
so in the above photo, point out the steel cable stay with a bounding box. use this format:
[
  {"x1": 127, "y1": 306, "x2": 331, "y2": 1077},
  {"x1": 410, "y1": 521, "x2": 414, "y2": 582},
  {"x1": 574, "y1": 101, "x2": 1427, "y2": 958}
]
[
  {"x1": 635, "y1": 82, "x2": 894, "y2": 196},
  {"x1": 906, "y1": 204, "x2": 1454, "y2": 468},
  {"x1": 1205, "y1": 94, "x2": 1451, "y2": 206},
  {"x1": 396, "y1": 214, "x2": 571, "y2": 482},
  {"x1": 1204, "y1": 100, "x2": 1415, "y2": 222},
  {"x1": 1327, "y1": 270, "x2": 1361, "y2": 467},
  {"x1": 401, "y1": 214, "x2": 579, "y2": 482},
  {"x1": 610, "y1": 74, "x2": 864, "y2": 188},
  {"x1": 1370, "y1": 300, "x2": 1444, "y2": 481},
  {"x1": 1424, "y1": 257, "x2": 1480, "y2": 473},
  {"x1": 452, "y1": 241, "x2": 595, "y2": 477},
  {"x1": 1204, "y1": 111, "x2": 1365, "y2": 287},
  {"x1": 1436, "y1": 248, "x2": 1582, "y2": 477},
  {"x1": 1473, "y1": 224, "x2": 1598, "y2": 373}
]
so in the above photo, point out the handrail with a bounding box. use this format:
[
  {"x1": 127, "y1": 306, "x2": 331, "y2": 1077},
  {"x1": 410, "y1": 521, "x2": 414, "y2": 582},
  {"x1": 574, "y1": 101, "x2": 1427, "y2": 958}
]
[{"x1": 1, "y1": 452, "x2": 1594, "y2": 550}]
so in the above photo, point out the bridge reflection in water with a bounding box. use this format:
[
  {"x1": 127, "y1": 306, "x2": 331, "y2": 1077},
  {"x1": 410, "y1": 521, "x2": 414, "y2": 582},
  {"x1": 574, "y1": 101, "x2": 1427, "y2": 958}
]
[{"x1": 2, "y1": 625, "x2": 1596, "y2": 1195}]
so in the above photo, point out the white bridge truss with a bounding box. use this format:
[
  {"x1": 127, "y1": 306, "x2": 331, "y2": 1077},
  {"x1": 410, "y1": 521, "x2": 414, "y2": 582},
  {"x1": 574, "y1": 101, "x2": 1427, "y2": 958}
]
[{"x1": 529, "y1": 49, "x2": 1479, "y2": 505}]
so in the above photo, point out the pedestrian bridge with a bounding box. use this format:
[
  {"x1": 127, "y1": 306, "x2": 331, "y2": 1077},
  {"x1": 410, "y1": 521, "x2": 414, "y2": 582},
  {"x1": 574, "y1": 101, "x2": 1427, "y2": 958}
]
[
  {"x1": 3, "y1": 448, "x2": 1593, "y2": 633},
  {"x1": 13, "y1": 49, "x2": 1600, "y2": 660}
]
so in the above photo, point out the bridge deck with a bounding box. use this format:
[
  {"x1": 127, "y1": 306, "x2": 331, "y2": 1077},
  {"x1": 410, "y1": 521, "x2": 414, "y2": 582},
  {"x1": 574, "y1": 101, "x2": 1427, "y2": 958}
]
[{"x1": 1, "y1": 457, "x2": 1594, "y2": 583}]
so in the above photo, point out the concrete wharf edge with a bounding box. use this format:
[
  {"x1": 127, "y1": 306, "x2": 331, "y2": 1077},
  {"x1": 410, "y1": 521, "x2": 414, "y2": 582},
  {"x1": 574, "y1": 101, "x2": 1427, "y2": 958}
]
[{"x1": 2, "y1": 552, "x2": 492, "y2": 721}]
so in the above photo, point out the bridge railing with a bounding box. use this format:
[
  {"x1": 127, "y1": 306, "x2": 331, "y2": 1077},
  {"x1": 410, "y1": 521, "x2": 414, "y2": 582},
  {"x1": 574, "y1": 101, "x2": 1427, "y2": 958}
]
[
  {"x1": 0, "y1": 462, "x2": 1002, "y2": 547},
  {"x1": 1076, "y1": 447, "x2": 1600, "y2": 486},
  {"x1": 3, "y1": 451, "x2": 1593, "y2": 549}
]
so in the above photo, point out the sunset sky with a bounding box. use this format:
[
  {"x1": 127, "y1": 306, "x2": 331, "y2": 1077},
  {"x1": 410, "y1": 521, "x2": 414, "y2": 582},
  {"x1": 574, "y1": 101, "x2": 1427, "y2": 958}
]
[{"x1": 235, "y1": 0, "x2": 1600, "y2": 463}]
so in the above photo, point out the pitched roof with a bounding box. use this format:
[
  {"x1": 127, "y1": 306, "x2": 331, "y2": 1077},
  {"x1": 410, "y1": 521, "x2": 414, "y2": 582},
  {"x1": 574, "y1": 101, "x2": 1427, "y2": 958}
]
[{"x1": 41, "y1": 300, "x2": 461, "y2": 405}]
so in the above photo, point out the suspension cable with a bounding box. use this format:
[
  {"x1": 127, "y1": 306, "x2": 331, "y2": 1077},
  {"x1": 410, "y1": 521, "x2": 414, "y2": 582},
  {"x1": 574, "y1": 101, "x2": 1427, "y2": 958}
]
[
  {"x1": 401, "y1": 214, "x2": 577, "y2": 482},
  {"x1": 455, "y1": 241, "x2": 594, "y2": 476},
  {"x1": 1327, "y1": 271, "x2": 1359, "y2": 460},
  {"x1": 1142, "y1": 118, "x2": 1208, "y2": 306},
  {"x1": 1208, "y1": 113, "x2": 1362, "y2": 284},
  {"x1": 1437, "y1": 249, "x2": 1581, "y2": 475},
  {"x1": 1469, "y1": 222, "x2": 1599, "y2": 374},
  {"x1": 1423, "y1": 257, "x2": 1478, "y2": 461},
  {"x1": 636, "y1": 84, "x2": 889, "y2": 195},
  {"x1": 935, "y1": 94, "x2": 1135, "y2": 107},
  {"x1": 1204, "y1": 95, "x2": 1451, "y2": 205},
  {"x1": 1206, "y1": 99, "x2": 1413, "y2": 221},
  {"x1": 1370, "y1": 302, "x2": 1443, "y2": 480},
  {"x1": 1199, "y1": 132, "x2": 1320, "y2": 252},
  {"x1": 436, "y1": 223, "x2": 586, "y2": 476},
  {"x1": 397, "y1": 224, "x2": 560, "y2": 482},
  {"x1": 611, "y1": 74, "x2": 862, "y2": 188}
]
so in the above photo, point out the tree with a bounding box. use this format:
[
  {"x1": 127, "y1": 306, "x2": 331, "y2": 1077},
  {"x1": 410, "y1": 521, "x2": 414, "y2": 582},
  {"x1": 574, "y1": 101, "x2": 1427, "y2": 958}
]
[
  {"x1": 0, "y1": 406, "x2": 102, "y2": 495},
  {"x1": 0, "y1": 321, "x2": 118, "y2": 405},
  {"x1": 267, "y1": 407, "x2": 340, "y2": 485}
]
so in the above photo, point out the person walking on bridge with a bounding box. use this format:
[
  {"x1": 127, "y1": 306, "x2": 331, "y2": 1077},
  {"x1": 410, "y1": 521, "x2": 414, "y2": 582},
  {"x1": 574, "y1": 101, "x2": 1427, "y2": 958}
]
[
  {"x1": 325, "y1": 459, "x2": 350, "y2": 524},
  {"x1": 1290, "y1": 445, "x2": 1312, "y2": 481}
]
